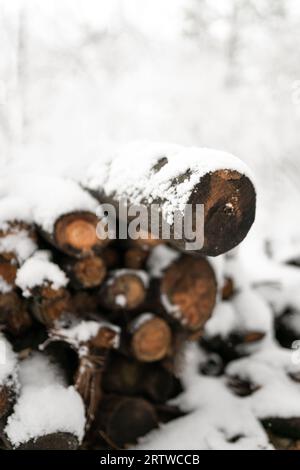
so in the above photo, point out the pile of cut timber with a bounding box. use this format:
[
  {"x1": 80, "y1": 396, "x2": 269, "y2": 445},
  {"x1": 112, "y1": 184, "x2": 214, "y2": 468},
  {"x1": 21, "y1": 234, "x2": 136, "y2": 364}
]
[{"x1": 0, "y1": 143, "x2": 256, "y2": 449}]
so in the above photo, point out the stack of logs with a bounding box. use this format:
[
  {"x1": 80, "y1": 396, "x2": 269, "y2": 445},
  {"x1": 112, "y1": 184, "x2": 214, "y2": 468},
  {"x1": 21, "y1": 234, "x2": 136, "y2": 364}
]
[{"x1": 0, "y1": 149, "x2": 257, "y2": 449}]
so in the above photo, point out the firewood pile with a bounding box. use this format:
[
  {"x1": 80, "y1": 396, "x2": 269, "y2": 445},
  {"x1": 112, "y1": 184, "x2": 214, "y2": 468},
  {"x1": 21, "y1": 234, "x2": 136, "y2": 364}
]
[{"x1": 0, "y1": 143, "x2": 259, "y2": 449}]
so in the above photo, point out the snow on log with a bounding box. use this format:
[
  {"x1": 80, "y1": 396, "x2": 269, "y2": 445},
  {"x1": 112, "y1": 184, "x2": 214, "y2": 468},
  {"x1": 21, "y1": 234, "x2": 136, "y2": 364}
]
[
  {"x1": 3, "y1": 353, "x2": 85, "y2": 449},
  {"x1": 4, "y1": 174, "x2": 108, "y2": 258},
  {"x1": 84, "y1": 142, "x2": 256, "y2": 256}
]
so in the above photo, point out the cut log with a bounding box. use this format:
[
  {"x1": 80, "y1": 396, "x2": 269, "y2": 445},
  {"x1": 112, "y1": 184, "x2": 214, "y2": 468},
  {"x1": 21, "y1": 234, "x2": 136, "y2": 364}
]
[
  {"x1": 160, "y1": 255, "x2": 217, "y2": 331},
  {"x1": 262, "y1": 418, "x2": 300, "y2": 440},
  {"x1": 99, "y1": 270, "x2": 148, "y2": 312},
  {"x1": 0, "y1": 292, "x2": 32, "y2": 336},
  {"x1": 31, "y1": 287, "x2": 72, "y2": 327},
  {"x1": 46, "y1": 319, "x2": 120, "y2": 428},
  {"x1": 96, "y1": 395, "x2": 158, "y2": 448},
  {"x1": 127, "y1": 313, "x2": 172, "y2": 362},
  {"x1": 52, "y1": 211, "x2": 108, "y2": 258},
  {"x1": 103, "y1": 352, "x2": 181, "y2": 403},
  {"x1": 15, "y1": 432, "x2": 79, "y2": 450},
  {"x1": 61, "y1": 255, "x2": 106, "y2": 290},
  {"x1": 84, "y1": 143, "x2": 256, "y2": 256},
  {"x1": 124, "y1": 247, "x2": 149, "y2": 270}
]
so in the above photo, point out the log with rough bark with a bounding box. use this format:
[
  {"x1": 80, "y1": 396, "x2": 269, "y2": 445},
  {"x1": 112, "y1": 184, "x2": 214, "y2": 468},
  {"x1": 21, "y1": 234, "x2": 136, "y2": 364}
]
[
  {"x1": 125, "y1": 313, "x2": 172, "y2": 362},
  {"x1": 99, "y1": 269, "x2": 148, "y2": 313},
  {"x1": 6, "y1": 175, "x2": 109, "y2": 258},
  {"x1": 160, "y1": 255, "x2": 217, "y2": 332},
  {"x1": 84, "y1": 143, "x2": 256, "y2": 256},
  {"x1": 0, "y1": 292, "x2": 32, "y2": 336},
  {"x1": 96, "y1": 395, "x2": 158, "y2": 448},
  {"x1": 45, "y1": 319, "x2": 120, "y2": 428},
  {"x1": 60, "y1": 255, "x2": 107, "y2": 290},
  {"x1": 15, "y1": 251, "x2": 72, "y2": 327},
  {"x1": 103, "y1": 352, "x2": 181, "y2": 403}
]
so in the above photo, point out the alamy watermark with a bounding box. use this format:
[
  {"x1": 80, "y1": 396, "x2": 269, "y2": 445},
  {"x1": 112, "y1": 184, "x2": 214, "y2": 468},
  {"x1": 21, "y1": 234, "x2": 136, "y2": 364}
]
[{"x1": 95, "y1": 201, "x2": 204, "y2": 251}]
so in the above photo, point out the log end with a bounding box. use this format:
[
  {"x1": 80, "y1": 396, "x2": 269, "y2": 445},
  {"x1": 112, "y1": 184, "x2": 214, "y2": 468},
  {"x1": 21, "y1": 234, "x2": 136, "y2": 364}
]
[
  {"x1": 55, "y1": 212, "x2": 107, "y2": 257},
  {"x1": 131, "y1": 316, "x2": 172, "y2": 362},
  {"x1": 189, "y1": 169, "x2": 256, "y2": 256},
  {"x1": 161, "y1": 256, "x2": 217, "y2": 331}
]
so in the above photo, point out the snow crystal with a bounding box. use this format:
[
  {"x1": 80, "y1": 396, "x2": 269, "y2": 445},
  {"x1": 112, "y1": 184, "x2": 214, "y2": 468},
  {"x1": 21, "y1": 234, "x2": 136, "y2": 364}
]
[
  {"x1": 15, "y1": 250, "x2": 68, "y2": 297},
  {"x1": 84, "y1": 141, "x2": 254, "y2": 225},
  {"x1": 4, "y1": 353, "x2": 85, "y2": 447}
]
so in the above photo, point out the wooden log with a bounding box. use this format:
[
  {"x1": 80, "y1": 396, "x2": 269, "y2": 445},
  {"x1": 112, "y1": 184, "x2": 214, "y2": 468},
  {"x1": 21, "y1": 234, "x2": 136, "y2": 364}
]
[
  {"x1": 102, "y1": 352, "x2": 182, "y2": 404},
  {"x1": 31, "y1": 285, "x2": 72, "y2": 327},
  {"x1": 160, "y1": 255, "x2": 217, "y2": 331},
  {"x1": 60, "y1": 255, "x2": 107, "y2": 290},
  {"x1": 99, "y1": 270, "x2": 148, "y2": 312},
  {"x1": 50, "y1": 211, "x2": 108, "y2": 258},
  {"x1": 46, "y1": 319, "x2": 120, "y2": 428},
  {"x1": 15, "y1": 432, "x2": 79, "y2": 450},
  {"x1": 96, "y1": 395, "x2": 158, "y2": 448},
  {"x1": 84, "y1": 143, "x2": 256, "y2": 256},
  {"x1": 126, "y1": 313, "x2": 172, "y2": 362},
  {"x1": 124, "y1": 247, "x2": 149, "y2": 270},
  {"x1": 0, "y1": 292, "x2": 32, "y2": 336},
  {"x1": 262, "y1": 418, "x2": 300, "y2": 440}
]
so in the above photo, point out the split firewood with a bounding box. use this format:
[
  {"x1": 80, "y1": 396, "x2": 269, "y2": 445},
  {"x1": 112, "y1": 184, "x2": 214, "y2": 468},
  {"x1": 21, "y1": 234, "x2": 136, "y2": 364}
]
[
  {"x1": 2, "y1": 353, "x2": 85, "y2": 450},
  {"x1": 160, "y1": 255, "x2": 217, "y2": 332},
  {"x1": 15, "y1": 251, "x2": 72, "y2": 327},
  {"x1": 96, "y1": 395, "x2": 158, "y2": 448},
  {"x1": 84, "y1": 142, "x2": 256, "y2": 256},
  {"x1": 103, "y1": 352, "x2": 182, "y2": 403},
  {"x1": 99, "y1": 269, "x2": 148, "y2": 313},
  {"x1": 0, "y1": 292, "x2": 32, "y2": 336},
  {"x1": 44, "y1": 319, "x2": 120, "y2": 428},
  {"x1": 60, "y1": 255, "x2": 107, "y2": 290},
  {"x1": 124, "y1": 313, "x2": 172, "y2": 362}
]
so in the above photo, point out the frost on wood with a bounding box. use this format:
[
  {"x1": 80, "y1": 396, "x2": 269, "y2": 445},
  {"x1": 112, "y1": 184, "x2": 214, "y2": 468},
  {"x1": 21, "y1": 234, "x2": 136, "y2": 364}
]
[
  {"x1": 15, "y1": 251, "x2": 68, "y2": 297},
  {"x1": 4, "y1": 353, "x2": 86, "y2": 448}
]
